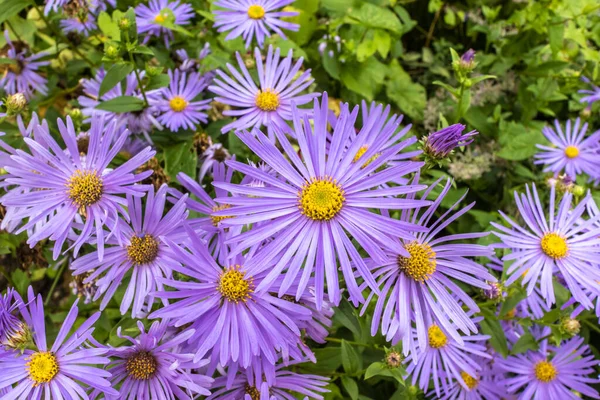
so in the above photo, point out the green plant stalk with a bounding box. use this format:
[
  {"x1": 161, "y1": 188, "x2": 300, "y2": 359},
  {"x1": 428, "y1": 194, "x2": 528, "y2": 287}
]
[
  {"x1": 128, "y1": 51, "x2": 149, "y2": 107},
  {"x1": 44, "y1": 258, "x2": 69, "y2": 306}
]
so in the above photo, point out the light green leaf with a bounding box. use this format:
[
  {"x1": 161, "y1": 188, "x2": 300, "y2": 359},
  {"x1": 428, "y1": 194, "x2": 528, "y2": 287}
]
[
  {"x1": 0, "y1": 0, "x2": 34, "y2": 25},
  {"x1": 386, "y1": 60, "x2": 427, "y2": 121},
  {"x1": 99, "y1": 63, "x2": 134, "y2": 97},
  {"x1": 348, "y1": 3, "x2": 402, "y2": 34}
]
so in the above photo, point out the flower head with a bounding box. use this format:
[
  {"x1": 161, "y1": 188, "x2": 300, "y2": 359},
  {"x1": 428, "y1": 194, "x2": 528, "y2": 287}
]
[
  {"x1": 0, "y1": 114, "x2": 155, "y2": 261},
  {"x1": 423, "y1": 124, "x2": 478, "y2": 160},
  {"x1": 0, "y1": 288, "x2": 28, "y2": 350},
  {"x1": 0, "y1": 287, "x2": 116, "y2": 398},
  {"x1": 71, "y1": 184, "x2": 188, "y2": 317},
  {"x1": 0, "y1": 31, "x2": 49, "y2": 98},
  {"x1": 154, "y1": 69, "x2": 211, "y2": 132},
  {"x1": 209, "y1": 46, "x2": 318, "y2": 137},
  {"x1": 214, "y1": 0, "x2": 299, "y2": 48},
  {"x1": 579, "y1": 76, "x2": 600, "y2": 109},
  {"x1": 534, "y1": 118, "x2": 600, "y2": 181},
  {"x1": 438, "y1": 356, "x2": 508, "y2": 400},
  {"x1": 135, "y1": 0, "x2": 194, "y2": 48}
]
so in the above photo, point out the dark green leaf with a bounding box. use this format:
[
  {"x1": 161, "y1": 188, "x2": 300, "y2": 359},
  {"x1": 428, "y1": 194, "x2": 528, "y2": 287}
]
[
  {"x1": 341, "y1": 376, "x2": 359, "y2": 400},
  {"x1": 511, "y1": 333, "x2": 539, "y2": 354},
  {"x1": 145, "y1": 74, "x2": 170, "y2": 91},
  {"x1": 0, "y1": 0, "x2": 34, "y2": 24},
  {"x1": 348, "y1": 3, "x2": 402, "y2": 34},
  {"x1": 164, "y1": 141, "x2": 197, "y2": 182},
  {"x1": 99, "y1": 63, "x2": 134, "y2": 97},
  {"x1": 96, "y1": 96, "x2": 145, "y2": 113},
  {"x1": 341, "y1": 340, "x2": 361, "y2": 374},
  {"x1": 480, "y1": 309, "x2": 509, "y2": 357}
]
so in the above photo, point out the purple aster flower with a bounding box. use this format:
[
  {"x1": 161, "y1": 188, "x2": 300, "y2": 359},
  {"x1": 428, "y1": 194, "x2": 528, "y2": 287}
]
[
  {"x1": 438, "y1": 356, "x2": 507, "y2": 400},
  {"x1": 461, "y1": 49, "x2": 476, "y2": 64},
  {"x1": 497, "y1": 336, "x2": 599, "y2": 400},
  {"x1": 0, "y1": 31, "x2": 49, "y2": 98},
  {"x1": 70, "y1": 184, "x2": 188, "y2": 318},
  {"x1": 0, "y1": 287, "x2": 117, "y2": 398},
  {"x1": 209, "y1": 45, "x2": 319, "y2": 136},
  {"x1": 61, "y1": 13, "x2": 97, "y2": 36},
  {"x1": 360, "y1": 177, "x2": 494, "y2": 347},
  {"x1": 0, "y1": 288, "x2": 27, "y2": 350},
  {"x1": 213, "y1": 94, "x2": 429, "y2": 307},
  {"x1": 534, "y1": 119, "x2": 600, "y2": 181},
  {"x1": 208, "y1": 360, "x2": 329, "y2": 400},
  {"x1": 78, "y1": 68, "x2": 162, "y2": 138},
  {"x1": 149, "y1": 227, "x2": 313, "y2": 369},
  {"x1": 94, "y1": 321, "x2": 213, "y2": 399},
  {"x1": 579, "y1": 76, "x2": 600, "y2": 109},
  {"x1": 404, "y1": 320, "x2": 491, "y2": 398},
  {"x1": 153, "y1": 69, "x2": 211, "y2": 132},
  {"x1": 0, "y1": 114, "x2": 155, "y2": 260},
  {"x1": 423, "y1": 124, "x2": 478, "y2": 160},
  {"x1": 199, "y1": 143, "x2": 231, "y2": 180},
  {"x1": 491, "y1": 184, "x2": 600, "y2": 308},
  {"x1": 176, "y1": 43, "x2": 211, "y2": 72},
  {"x1": 135, "y1": 0, "x2": 194, "y2": 48},
  {"x1": 213, "y1": 0, "x2": 299, "y2": 48}
]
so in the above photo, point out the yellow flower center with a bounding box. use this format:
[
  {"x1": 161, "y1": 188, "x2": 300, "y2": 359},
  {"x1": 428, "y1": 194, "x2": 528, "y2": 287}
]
[
  {"x1": 564, "y1": 145, "x2": 579, "y2": 159},
  {"x1": 427, "y1": 325, "x2": 448, "y2": 349},
  {"x1": 397, "y1": 241, "x2": 437, "y2": 282},
  {"x1": 246, "y1": 384, "x2": 261, "y2": 400},
  {"x1": 352, "y1": 145, "x2": 381, "y2": 169},
  {"x1": 299, "y1": 178, "x2": 345, "y2": 221},
  {"x1": 169, "y1": 96, "x2": 187, "y2": 112},
  {"x1": 127, "y1": 234, "x2": 159, "y2": 265},
  {"x1": 126, "y1": 351, "x2": 157, "y2": 380},
  {"x1": 540, "y1": 233, "x2": 568, "y2": 260},
  {"x1": 460, "y1": 371, "x2": 479, "y2": 390},
  {"x1": 67, "y1": 169, "x2": 103, "y2": 208},
  {"x1": 27, "y1": 351, "x2": 59, "y2": 385},
  {"x1": 211, "y1": 204, "x2": 233, "y2": 227},
  {"x1": 218, "y1": 266, "x2": 254, "y2": 303},
  {"x1": 255, "y1": 90, "x2": 280, "y2": 111},
  {"x1": 534, "y1": 360, "x2": 557, "y2": 383},
  {"x1": 247, "y1": 5, "x2": 265, "y2": 19}
]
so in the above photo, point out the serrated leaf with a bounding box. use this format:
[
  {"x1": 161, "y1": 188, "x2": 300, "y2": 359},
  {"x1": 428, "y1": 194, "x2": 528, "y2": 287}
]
[
  {"x1": 96, "y1": 96, "x2": 145, "y2": 113},
  {"x1": 99, "y1": 63, "x2": 133, "y2": 97},
  {"x1": 387, "y1": 60, "x2": 426, "y2": 121}
]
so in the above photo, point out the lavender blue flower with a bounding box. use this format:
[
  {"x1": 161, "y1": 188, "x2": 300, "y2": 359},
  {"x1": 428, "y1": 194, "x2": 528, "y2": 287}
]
[
  {"x1": 0, "y1": 114, "x2": 155, "y2": 261},
  {"x1": 0, "y1": 287, "x2": 117, "y2": 398},
  {"x1": 199, "y1": 142, "x2": 231, "y2": 180},
  {"x1": 213, "y1": 94, "x2": 429, "y2": 307},
  {"x1": 497, "y1": 336, "x2": 600, "y2": 399},
  {"x1": 136, "y1": 0, "x2": 194, "y2": 48},
  {"x1": 60, "y1": 13, "x2": 97, "y2": 37},
  {"x1": 70, "y1": 184, "x2": 188, "y2": 318},
  {"x1": 423, "y1": 123, "x2": 478, "y2": 160},
  {"x1": 0, "y1": 288, "x2": 25, "y2": 350},
  {"x1": 209, "y1": 46, "x2": 318, "y2": 136},
  {"x1": 95, "y1": 321, "x2": 213, "y2": 399},
  {"x1": 360, "y1": 177, "x2": 494, "y2": 347},
  {"x1": 492, "y1": 184, "x2": 600, "y2": 309},
  {"x1": 438, "y1": 356, "x2": 507, "y2": 400},
  {"x1": 213, "y1": 0, "x2": 299, "y2": 48},
  {"x1": 534, "y1": 119, "x2": 600, "y2": 181},
  {"x1": 579, "y1": 76, "x2": 600, "y2": 109},
  {"x1": 153, "y1": 69, "x2": 211, "y2": 132},
  {"x1": 0, "y1": 31, "x2": 49, "y2": 98}
]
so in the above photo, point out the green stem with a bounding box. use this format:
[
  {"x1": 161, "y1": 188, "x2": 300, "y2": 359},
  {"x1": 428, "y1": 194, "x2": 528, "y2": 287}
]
[
  {"x1": 5, "y1": 20, "x2": 23, "y2": 43},
  {"x1": 325, "y1": 337, "x2": 383, "y2": 350},
  {"x1": 583, "y1": 319, "x2": 600, "y2": 334},
  {"x1": 128, "y1": 51, "x2": 149, "y2": 107},
  {"x1": 44, "y1": 259, "x2": 69, "y2": 306},
  {"x1": 455, "y1": 83, "x2": 465, "y2": 123}
]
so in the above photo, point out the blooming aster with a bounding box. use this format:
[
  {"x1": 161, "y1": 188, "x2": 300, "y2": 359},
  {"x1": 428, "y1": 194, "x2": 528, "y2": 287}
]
[
  {"x1": 135, "y1": 0, "x2": 194, "y2": 48},
  {"x1": 579, "y1": 76, "x2": 600, "y2": 109},
  {"x1": 491, "y1": 184, "x2": 600, "y2": 308},
  {"x1": 0, "y1": 288, "x2": 25, "y2": 350},
  {"x1": 497, "y1": 336, "x2": 599, "y2": 400},
  {"x1": 213, "y1": 0, "x2": 299, "y2": 48},
  {"x1": 0, "y1": 31, "x2": 49, "y2": 98},
  {"x1": 94, "y1": 321, "x2": 213, "y2": 399},
  {"x1": 208, "y1": 360, "x2": 329, "y2": 400},
  {"x1": 0, "y1": 287, "x2": 117, "y2": 398},
  {"x1": 209, "y1": 45, "x2": 318, "y2": 136},
  {"x1": 150, "y1": 227, "x2": 312, "y2": 369},
  {"x1": 360, "y1": 177, "x2": 494, "y2": 346},
  {"x1": 60, "y1": 13, "x2": 97, "y2": 37},
  {"x1": 0, "y1": 114, "x2": 155, "y2": 260},
  {"x1": 213, "y1": 94, "x2": 429, "y2": 307},
  {"x1": 534, "y1": 118, "x2": 600, "y2": 181},
  {"x1": 438, "y1": 355, "x2": 507, "y2": 400},
  {"x1": 198, "y1": 142, "x2": 231, "y2": 180},
  {"x1": 70, "y1": 184, "x2": 188, "y2": 318},
  {"x1": 153, "y1": 69, "x2": 211, "y2": 132}
]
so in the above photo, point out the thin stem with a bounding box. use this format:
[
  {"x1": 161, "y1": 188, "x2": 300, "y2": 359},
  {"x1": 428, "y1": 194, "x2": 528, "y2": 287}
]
[
  {"x1": 44, "y1": 258, "x2": 69, "y2": 306},
  {"x1": 325, "y1": 337, "x2": 383, "y2": 350},
  {"x1": 425, "y1": 3, "x2": 445, "y2": 48},
  {"x1": 455, "y1": 83, "x2": 465, "y2": 123},
  {"x1": 129, "y1": 51, "x2": 149, "y2": 106},
  {"x1": 4, "y1": 20, "x2": 23, "y2": 43}
]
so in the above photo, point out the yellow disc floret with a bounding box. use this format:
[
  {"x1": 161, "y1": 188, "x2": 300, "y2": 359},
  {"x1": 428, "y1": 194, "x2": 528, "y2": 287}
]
[
  {"x1": 540, "y1": 232, "x2": 568, "y2": 260},
  {"x1": 27, "y1": 351, "x2": 59, "y2": 385},
  {"x1": 218, "y1": 265, "x2": 254, "y2": 303},
  {"x1": 127, "y1": 234, "x2": 159, "y2": 265},
  {"x1": 397, "y1": 241, "x2": 437, "y2": 282},
  {"x1": 255, "y1": 90, "x2": 280, "y2": 111},
  {"x1": 169, "y1": 96, "x2": 187, "y2": 112},
  {"x1": 211, "y1": 204, "x2": 233, "y2": 227},
  {"x1": 534, "y1": 360, "x2": 557, "y2": 383},
  {"x1": 460, "y1": 371, "x2": 478, "y2": 390},
  {"x1": 247, "y1": 5, "x2": 265, "y2": 19},
  {"x1": 299, "y1": 178, "x2": 345, "y2": 221},
  {"x1": 67, "y1": 169, "x2": 103, "y2": 208},
  {"x1": 352, "y1": 145, "x2": 381, "y2": 169},
  {"x1": 154, "y1": 13, "x2": 166, "y2": 23},
  {"x1": 126, "y1": 351, "x2": 157, "y2": 380},
  {"x1": 564, "y1": 145, "x2": 579, "y2": 159},
  {"x1": 427, "y1": 325, "x2": 448, "y2": 349}
]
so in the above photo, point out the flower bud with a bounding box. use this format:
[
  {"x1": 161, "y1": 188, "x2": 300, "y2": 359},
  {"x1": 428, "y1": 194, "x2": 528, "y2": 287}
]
[
  {"x1": 5, "y1": 93, "x2": 27, "y2": 115},
  {"x1": 561, "y1": 318, "x2": 580, "y2": 336},
  {"x1": 105, "y1": 44, "x2": 119, "y2": 59},
  {"x1": 385, "y1": 351, "x2": 403, "y2": 368},
  {"x1": 119, "y1": 17, "x2": 130, "y2": 30},
  {"x1": 483, "y1": 281, "x2": 503, "y2": 300},
  {"x1": 422, "y1": 124, "x2": 478, "y2": 161},
  {"x1": 571, "y1": 185, "x2": 585, "y2": 197}
]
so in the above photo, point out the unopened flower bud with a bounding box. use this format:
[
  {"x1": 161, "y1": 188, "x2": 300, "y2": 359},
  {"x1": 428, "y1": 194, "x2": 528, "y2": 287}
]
[
  {"x1": 483, "y1": 281, "x2": 503, "y2": 300},
  {"x1": 5, "y1": 93, "x2": 27, "y2": 115},
  {"x1": 105, "y1": 45, "x2": 119, "y2": 58},
  {"x1": 561, "y1": 318, "x2": 580, "y2": 336},
  {"x1": 571, "y1": 185, "x2": 585, "y2": 197},
  {"x1": 581, "y1": 108, "x2": 592, "y2": 119},
  {"x1": 119, "y1": 17, "x2": 130, "y2": 30},
  {"x1": 385, "y1": 351, "x2": 403, "y2": 368},
  {"x1": 422, "y1": 124, "x2": 478, "y2": 161}
]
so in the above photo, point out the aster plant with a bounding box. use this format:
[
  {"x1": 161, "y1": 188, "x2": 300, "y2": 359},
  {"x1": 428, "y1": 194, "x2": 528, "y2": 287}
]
[
  {"x1": 0, "y1": 31, "x2": 49, "y2": 98},
  {"x1": 135, "y1": 0, "x2": 194, "y2": 48}
]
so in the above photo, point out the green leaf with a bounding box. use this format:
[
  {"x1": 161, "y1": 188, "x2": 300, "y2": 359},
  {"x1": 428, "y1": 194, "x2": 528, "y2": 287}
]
[
  {"x1": 356, "y1": 34, "x2": 377, "y2": 62},
  {"x1": 364, "y1": 362, "x2": 387, "y2": 379},
  {"x1": 11, "y1": 269, "x2": 30, "y2": 296},
  {"x1": 480, "y1": 308, "x2": 509, "y2": 357},
  {"x1": 145, "y1": 74, "x2": 170, "y2": 91},
  {"x1": 99, "y1": 63, "x2": 134, "y2": 97},
  {"x1": 333, "y1": 301, "x2": 362, "y2": 340},
  {"x1": 348, "y1": 3, "x2": 402, "y2": 34},
  {"x1": 0, "y1": 0, "x2": 34, "y2": 25},
  {"x1": 374, "y1": 29, "x2": 391, "y2": 58},
  {"x1": 500, "y1": 288, "x2": 527, "y2": 317},
  {"x1": 133, "y1": 45, "x2": 155, "y2": 55},
  {"x1": 164, "y1": 141, "x2": 197, "y2": 182},
  {"x1": 340, "y1": 376, "x2": 359, "y2": 400},
  {"x1": 497, "y1": 121, "x2": 545, "y2": 161},
  {"x1": 511, "y1": 333, "x2": 539, "y2": 355},
  {"x1": 386, "y1": 60, "x2": 426, "y2": 121},
  {"x1": 98, "y1": 11, "x2": 120, "y2": 40},
  {"x1": 341, "y1": 58, "x2": 386, "y2": 100},
  {"x1": 341, "y1": 340, "x2": 361, "y2": 374},
  {"x1": 0, "y1": 58, "x2": 16, "y2": 64},
  {"x1": 95, "y1": 96, "x2": 145, "y2": 113}
]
